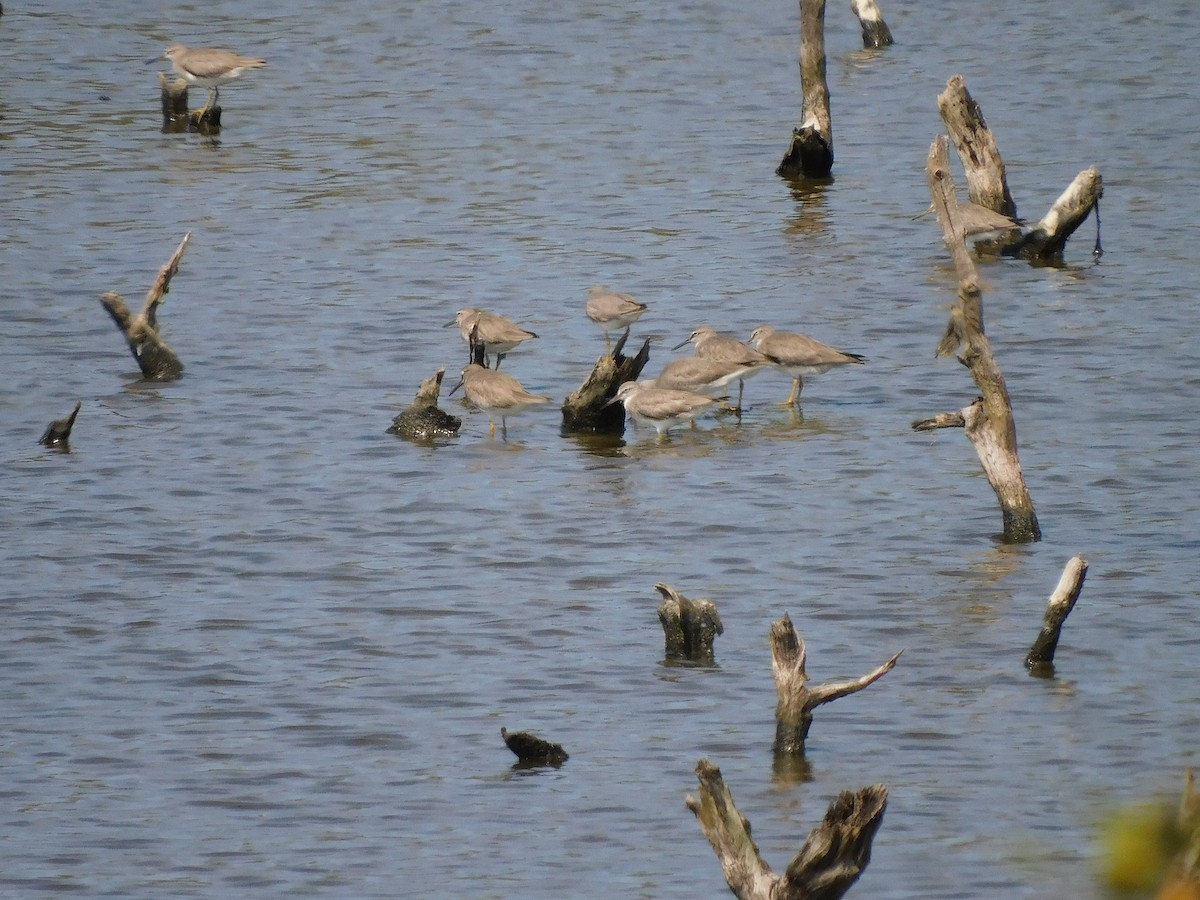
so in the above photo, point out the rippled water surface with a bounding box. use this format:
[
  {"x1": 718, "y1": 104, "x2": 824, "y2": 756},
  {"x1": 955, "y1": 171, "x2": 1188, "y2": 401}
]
[{"x1": 3, "y1": 1, "x2": 1198, "y2": 896}]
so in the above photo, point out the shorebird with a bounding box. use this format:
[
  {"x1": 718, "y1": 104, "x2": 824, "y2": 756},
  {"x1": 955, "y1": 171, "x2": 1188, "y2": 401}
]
[
  {"x1": 154, "y1": 44, "x2": 266, "y2": 119},
  {"x1": 447, "y1": 308, "x2": 538, "y2": 369},
  {"x1": 448, "y1": 363, "x2": 549, "y2": 438},
  {"x1": 605, "y1": 380, "x2": 717, "y2": 439},
  {"x1": 388, "y1": 368, "x2": 461, "y2": 440},
  {"x1": 748, "y1": 325, "x2": 865, "y2": 407},
  {"x1": 585, "y1": 285, "x2": 648, "y2": 347},
  {"x1": 653, "y1": 356, "x2": 763, "y2": 401},
  {"x1": 671, "y1": 325, "x2": 768, "y2": 412}
]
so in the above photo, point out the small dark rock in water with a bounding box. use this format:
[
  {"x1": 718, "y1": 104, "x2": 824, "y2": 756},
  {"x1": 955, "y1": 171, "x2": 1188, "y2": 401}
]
[
  {"x1": 39, "y1": 401, "x2": 81, "y2": 448},
  {"x1": 388, "y1": 368, "x2": 461, "y2": 440},
  {"x1": 501, "y1": 727, "x2": 569, "y2": 766}
]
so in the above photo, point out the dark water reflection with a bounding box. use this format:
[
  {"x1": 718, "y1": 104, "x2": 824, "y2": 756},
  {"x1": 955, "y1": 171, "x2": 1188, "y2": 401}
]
[{"x1": 3, "y1": 0, "x2": 1199, "y2": 897}]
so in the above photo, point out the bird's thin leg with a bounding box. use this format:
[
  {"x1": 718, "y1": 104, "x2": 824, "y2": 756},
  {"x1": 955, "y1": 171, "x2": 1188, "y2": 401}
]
[
  {"x1": 780, "y1": 377, "x2": 800, "y2": 407},
  {"x1": 488, "y1": 421, "x2": 496, "y2": 438},
  {"x1": 501, "y1": 418, "x2": 508, "y2": 440},
  {"x1": 494, "y1": 352, "x2": 505, "y2": 370},
  {"x1": 736, "y1": 378, "x2": 745, "y2": 415}
]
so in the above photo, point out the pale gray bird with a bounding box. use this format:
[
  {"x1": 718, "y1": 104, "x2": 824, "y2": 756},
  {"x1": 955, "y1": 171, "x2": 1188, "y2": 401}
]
[
  {"x1": 586, "y1": 285, "x2": 648, "y2": 346},
  {"x1": 447, "y1": 308, "x2": 538, "y2": 369},
  {"x1": 606, "y1": 380, "x2": 717, "y2": 439},
  {"x1": 671, "y1": 325, "x2": 768, "y2": 411},
  {"x1": 155, "y1": 44, "x2": 267, "y2": 118},
  {"x1": 748, "y1": 325, "x2": 865, "y2": 407},
  {"x1": 653, "y1": 356, "x2": 763, "y2": 401},
  {"x1": 448, "y1": 363, "x2": 549, "y2": 438}
]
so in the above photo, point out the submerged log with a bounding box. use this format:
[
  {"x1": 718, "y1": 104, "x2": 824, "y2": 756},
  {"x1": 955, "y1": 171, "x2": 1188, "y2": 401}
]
[
  {"x1": 771, "y1": 612, "x2": 901, "y2": 754},
  {"x1": 39, "y1": 401, "x2": 81, "y2": 448},
  {"x1": 777, "y1": 0, "x2": 833, "y2": 179},
  {"x1": 686, "y1": 758, "x2": 888, "y2": 900},
  {"x1": 849, "y1": 0, "x2": 893, "y2": 48},
  {"x1": 655, "y1": 582, "x2": 724, "y2": 664},
  {"x1": 1026, "y1": 555, "x2": 1088, "y2": 674},
  {"x1": 916, "y1": 136, "x2": 1041, "y2": 542},
  {"x1": 500, "y1": 727, "x2": 568, "y2": 767},
  {"x1": 1002, "y1": 167, "x2": 1103, "y2": 261},
  {"x1": 387, "y1": 368, "x2": 461, "y2": 441},
  {"x1": 561, "y1": 330, "x2": 651, "y2": 433},
  {"x1": 100, "y1": 232, "x2": 191, "y2": 381}
]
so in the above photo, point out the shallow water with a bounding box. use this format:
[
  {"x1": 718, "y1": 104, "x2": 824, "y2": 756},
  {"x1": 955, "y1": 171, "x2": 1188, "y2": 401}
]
[{"x1": 2, "y1": 1, "x2": 1198, "y2": 896}]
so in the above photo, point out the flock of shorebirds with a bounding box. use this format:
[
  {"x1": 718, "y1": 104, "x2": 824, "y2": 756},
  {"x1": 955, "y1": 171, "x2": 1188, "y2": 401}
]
[
  {"x1": 148, "y1": 44, "x2": 866, "y2": 442},
  {"x1": 421, "y1": 285, "x2": 867, "y2": 440}
]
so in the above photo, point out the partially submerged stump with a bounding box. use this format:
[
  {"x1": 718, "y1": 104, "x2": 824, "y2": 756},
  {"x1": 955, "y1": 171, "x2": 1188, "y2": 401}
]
[
  {"x1": 913, "y1": 136, "x2": 1041, "y2": 542},
  {"x1": 937, "y1": 74, "x2": 1101, "y2": 261},
  {"x1": 687, "y1": 758, "x2": 888, "y2": 900},
  {"x1": 39, "y1": 401, "x2": 81, "y2": 449},
  {"x1": 771, "y1": 612, "x2": 901, "y2": 754},
  {"x1": 158, "y1": 72, "x2": 221, "y2": 133},
  {"x1": 777, "y1": 0, "x2": 833, "y2": 179},
  {"x1": 850, "y1": 0, "x2": 893, "y2": 48},
  {"x1": 1026, "y1": 555, "x2": 1088, "y2": 675},
  {"x1": 387, "y1": 368, "x2": 462, "y2": 441},
  {"x1": 655, "y1": 582, "x2": 724, "y2": 664},
  {"x1": 561, "y1": 330, "x2": 651, "y2": 434},
  {"x1": 500, "y1": 727, "x2": 569, "y2": 767},
  {"x1": 100, "y1": 232, "x2": 191, "y2": 382}
]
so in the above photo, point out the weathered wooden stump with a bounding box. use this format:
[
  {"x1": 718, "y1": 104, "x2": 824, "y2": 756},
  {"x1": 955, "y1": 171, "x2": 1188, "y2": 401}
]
[
  {"x1": 1002, "y1": 168, "x2": 1103, "y2": 261},
  {"x1": 687, "y1": 758, "x2": 888, "y2": 900},
  {"x1": 771, "y1": 612, "x2": 902, "y2": 754},
  {"x1": 655, "y1": 582, "x2": 723, "y2": 664},
  {"x1": 850, "y1": 0, "x2": 893, "y2": 48},
  {"x1": 100, "y1": 232, "x2": 190, "y2": 382},
  {"x1": 500, "y1": 727, "x2": 568, "y2": 767},
  {"x1": 388, "y1": 368, "x2": 462, "y2": 441},
  {"x1": 561, "y1": 330, "x2": 651, "y2": 434},
  {"x1": 777, "y1": 0, "x2": 833, "y2": 179},
  {"x1": 1026, "y1": 555, "x2": 1088, "y2": 675},
  {"x1": 39, "y1": 401, "x2": 81, "y2": 449},
  {"x1": 157, "y1": 73, "x2": 221, "y2": 133},
  {"x1": 912, "y1": 136, "x2": 1041, "y2": 542}
]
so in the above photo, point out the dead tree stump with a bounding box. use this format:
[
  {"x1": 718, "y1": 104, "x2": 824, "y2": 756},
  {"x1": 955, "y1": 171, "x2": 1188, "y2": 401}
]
[
  {"x1": 912, "y1": 136, "x2": 1041, "y2": 542},
  {"x1": 561, "y1": 330, "x2": 651, "y2": 434},
  {"x1": 1026, "y1": 555, "x2": 1088, "y2": 674},
  {"x1": 500, "y1": 727, "x2": 568, "y2": 767},
  {"x1": 771, "y1": 612, "x2": 901, "y2": 754},
  {"x1": 655, "y1": 582, "x2": 724, "y2": 664},
  {"x1": 777, "y1": 0, "x2": 833, "y2": 179},
  {"x1": 850, "y1": 0, "x2": 893, "y2": 48},
  {"x1": 157, "y1": 72, "x2": 222, "y2": 133},
  {"x1": 100, "y1": 232, "x2": 191, "y2": 382},
  {"x1": 686, "y1": 758, "x2": 888, "y2": 900},
  {"x1": 39, "y1": 401, "x2": 81, "y2": 448},
  {"x1": 1003, "y1": 168, "x2": 1104, "y2": 261},
  {"x1": 388, "y1": 368, "x2": 462, "y2": 441}
]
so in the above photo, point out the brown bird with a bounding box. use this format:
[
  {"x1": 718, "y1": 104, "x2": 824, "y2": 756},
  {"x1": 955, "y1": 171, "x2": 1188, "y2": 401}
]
[
  {"x1": 448, "y1": 363, "x2": 550, "y2": 438},
  {"x1": 585, "y1": 285, "x2": 649, "y2": 347},
  {"x1": 748, "y1": 325, "x2": 865, "y2": 407},
  {"x1": 606, "y1": 380, "x2": 717, "y2": 439},
  {"x1": 671, "y1": 325, "x2": 768, "y2": 411},
  {"x1": 156, "y1": 44, "x2": 267, "y2": 119},
  {"x1": 447, "y1": 308, "x2": 538, "y2": 369}
]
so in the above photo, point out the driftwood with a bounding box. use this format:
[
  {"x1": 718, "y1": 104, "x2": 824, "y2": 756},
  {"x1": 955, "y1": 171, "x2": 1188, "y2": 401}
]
[
  {"x1": 100, "y1": 232, "x2": 191, "y2": 381},
  {"x1": 913, "y1": 136, "x2": 1041, "y2": 542},
  {"x1": 937, "y1": 74, "x2": 1102, "y2": 261},
  {"x1": 655, "y1": 582, "x2": 724, "y2": 664},
  {"x1": 387, "y1": 368, "x2": 461, "y2": 441},
  {"x1": 560, "y1": 330, "x2": 651, "y2": 433},
  {"x1": 771, "y1": 612, "x2": 901, "y2": 754},
  {"x1": 777, "y1": 0, "x2": 833, "y2": 179},
  {"x1": 500, "y1": 727, "x2": 568, "y2": 767},
  {"x1": 39, "y1": 401, "x2": 81, "y2": 448},
  {"x1": 849, "y1": 0, "x2": 893, "y2": 48},
  {"x1": 687, "y1": 758, "x2": 888, "y2": 900},
  {"x1": 1026, "y1": 555, "x2": 1088, "y2": 674}
]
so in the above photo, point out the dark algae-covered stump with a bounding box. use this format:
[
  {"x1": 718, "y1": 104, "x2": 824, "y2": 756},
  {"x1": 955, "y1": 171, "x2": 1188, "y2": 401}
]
[
  {"x1": 849, "y1": 0, "x2": 893, "y2": 48},
  {"x1": 1026, "y1": 555, "x2": 1088, "y2": 675},
  {"x1": 100, "y1": 232, "x2": 191, "y2": 382},
  {"x1": 561, "y1": 330, "x2": 651, "y2": 434},
  {"x1": 655, "y1": 582, "x2": 723, "y2": 664},
  {"x1": 778, "y1": 0, "x2": 833, "y2": 179},
  {"x1": 388, "y1": 368, "x2": 461, "y2": 441},
  {"x1": 39, "y1": 401, "x2": 81, "y2": 449},
  {"x1": 914, "y1": 136, "x2": 1041, "y2": 542},
  {"x1": 771, "y1": 612, "x2": 901, "y2": 755},
  {"x1": 687, "y1": 758, "x2": 888, "y2": 899},
  {"x1": 500, "y1": 727, "x2": 568, "y2": 767}
]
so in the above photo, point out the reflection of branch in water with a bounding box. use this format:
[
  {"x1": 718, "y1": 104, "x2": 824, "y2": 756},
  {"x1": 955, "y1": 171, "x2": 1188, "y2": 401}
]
[{"x1": 783, "y1": 178, "x2": 831, "y2": 238}]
